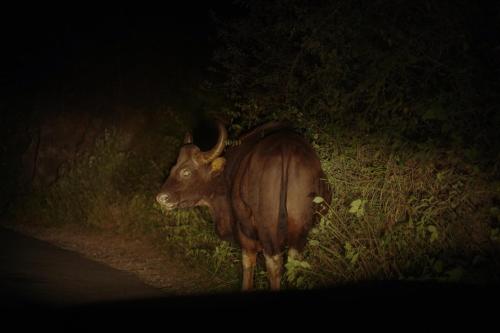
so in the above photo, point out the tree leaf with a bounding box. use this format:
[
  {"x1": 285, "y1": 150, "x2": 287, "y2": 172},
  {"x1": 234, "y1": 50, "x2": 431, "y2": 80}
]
[
  {"x1": 349, "y1": 199, "x2": 366, "y2": 217},
  {"x1": 313, "y1": 196, "x2": 324, "y2": 204},
  {"x1": 300, "y1": 261, "x2": 311, "y2": 269},
  {"x1": 427, "y1": 225, "x2": 438, "y2": 242},
  {"x1": 433, "y1": 260, "x2": 444, "y2": 273},
  {"x1": 351, "y1": 252, "x2": 359, "y2": 265},
  {"x1": 446, "y1": 267, "x2": 464, "y2": 282}
]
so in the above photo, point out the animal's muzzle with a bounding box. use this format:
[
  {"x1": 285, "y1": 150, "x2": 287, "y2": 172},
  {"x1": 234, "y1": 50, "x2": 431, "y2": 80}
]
[{"x1": 156, "y1": 193, "x2": 176, "y2": 210}]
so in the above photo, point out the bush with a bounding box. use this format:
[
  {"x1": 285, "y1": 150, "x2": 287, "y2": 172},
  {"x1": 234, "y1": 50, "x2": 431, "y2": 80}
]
[
  {"x1": 209, "y1": 0, "x2": 500, "y2": 288},
  {"x1": 285, "y1": 134, "x2": 499, "y2": 288},
  {"x1": 11, "y1": 108, "x2": 245, "y2": 290},
  {"x1": 160, "y1": 207, "x2": 241, "y2": 290},
  {"x1": 213, "y1": 0, "x2": 500, "y2": 160}
]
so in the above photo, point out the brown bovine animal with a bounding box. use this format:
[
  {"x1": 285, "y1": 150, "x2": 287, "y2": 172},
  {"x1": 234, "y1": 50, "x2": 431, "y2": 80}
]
[{"x1": 156, "y1": 121, "x2": 331, "y2": 290}]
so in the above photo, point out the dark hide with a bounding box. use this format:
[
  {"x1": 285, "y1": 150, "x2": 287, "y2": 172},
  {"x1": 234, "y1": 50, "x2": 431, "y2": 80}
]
[
  {"x1": 156, "y1": 122, "x2": 331, "y2": 288},
  {"x1": 226, "y1": 128, "x2": 330, "y2": 254}
]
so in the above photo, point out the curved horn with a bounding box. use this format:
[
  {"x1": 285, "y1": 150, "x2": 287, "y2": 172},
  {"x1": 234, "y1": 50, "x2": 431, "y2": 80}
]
[
  {"x1": 184, "y1": 132, "x2": 193, "y2": 144},
  {"x1": 199, "y1": 121, "x2": 227, "y2": 164}
]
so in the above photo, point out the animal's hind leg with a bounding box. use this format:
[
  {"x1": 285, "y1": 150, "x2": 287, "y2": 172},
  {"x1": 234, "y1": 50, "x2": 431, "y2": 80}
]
[
  {"x1": 241, "y1": 249, "x2": 256, "y2": 291},
  {"x1": 238, "y1": 227, "x2": 260, "y2": 291},
  {"x1": 264, "y1": 252, "x2": 283, "y2": 291}
]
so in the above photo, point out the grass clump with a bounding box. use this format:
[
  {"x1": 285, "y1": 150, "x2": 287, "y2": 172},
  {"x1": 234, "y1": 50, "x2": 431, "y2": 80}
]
[
  {"x1": 9, "y1": 108, "x2": 500, "y2": 290},
  {"x1": 284, "y1": 133, "x2": 500, "y2": 289},
  {"x1": 209, "y1": 0, "x2": 500, "y2": 289},
  {"x1": 10, "y1": 108, "x2": 241, "y2": 291},
  {"x1": 159, "y1": 207, "x2": 241, "y2": 291},
  {"x1": 16, "y1": 123, "x2": 174, "y2": 232}
]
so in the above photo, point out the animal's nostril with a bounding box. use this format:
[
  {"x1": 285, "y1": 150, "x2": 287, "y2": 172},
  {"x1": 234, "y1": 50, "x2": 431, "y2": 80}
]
[{"x1": 156, "y1": 193, "x2": 170, "y2": 205}]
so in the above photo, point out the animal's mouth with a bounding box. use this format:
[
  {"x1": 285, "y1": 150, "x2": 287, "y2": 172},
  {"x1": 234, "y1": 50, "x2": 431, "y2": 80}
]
[
  {"x1": 177, "y1": 200, "x2": 198, "y2": 209},
  {"x1": 156, "y1": 193, "x2": 178, "y2": 210},
  {"x1": 159, "y1": 200, "x2": 197, "y2": 211},
  {"x1": 156, "y1": 193, "x2": 200, "y2": 211},
  {"x1": 163, "y1": 202, "x2": 177, "y2": 210}
]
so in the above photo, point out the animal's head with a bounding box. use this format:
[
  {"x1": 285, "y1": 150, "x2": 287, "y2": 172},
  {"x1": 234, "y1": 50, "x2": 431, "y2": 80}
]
[{"x1": 156, "y1": 122, "x2": 227, "y2": 211}]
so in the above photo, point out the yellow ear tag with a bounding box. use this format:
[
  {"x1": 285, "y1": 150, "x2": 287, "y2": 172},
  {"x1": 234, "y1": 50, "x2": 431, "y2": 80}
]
[{"x1": 210, "y1": 157, "x2": 226, "y2": 173}]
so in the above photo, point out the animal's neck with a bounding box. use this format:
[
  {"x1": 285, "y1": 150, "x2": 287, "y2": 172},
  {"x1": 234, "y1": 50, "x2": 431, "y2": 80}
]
[{"x1": 205, "y1": 179, "x2": 234, "y2": 240}]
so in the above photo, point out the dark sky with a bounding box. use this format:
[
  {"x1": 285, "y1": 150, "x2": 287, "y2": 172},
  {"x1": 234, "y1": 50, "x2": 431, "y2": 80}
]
[{"x1": 0, "y1": 4, "x2": 240, "y2": 96}]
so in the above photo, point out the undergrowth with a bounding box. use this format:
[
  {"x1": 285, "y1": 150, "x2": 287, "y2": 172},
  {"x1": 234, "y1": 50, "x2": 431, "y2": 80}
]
[
  {"x1": 209, "y1": 0, "x2": 500, "y2": 289},
  {"x1": 10, "y1": 109, "x2": 500, "y2": 291},
  {"x1": 284, "y1": 132, "x2": 500, "y2": 289},
  {"x1": 11, "y1": 110, "x2": 241, "y2": 291}
]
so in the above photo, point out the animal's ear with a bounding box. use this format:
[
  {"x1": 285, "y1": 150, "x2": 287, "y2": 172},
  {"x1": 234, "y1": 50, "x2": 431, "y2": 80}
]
[{"x1": 210, "y1": 157, "x2": 226, "y2": 176}]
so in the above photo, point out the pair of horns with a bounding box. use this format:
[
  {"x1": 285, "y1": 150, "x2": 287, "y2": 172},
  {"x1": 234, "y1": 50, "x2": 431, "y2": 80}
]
[{"x1": 183, "y1": 121, "x2": 227, "y2": 164}]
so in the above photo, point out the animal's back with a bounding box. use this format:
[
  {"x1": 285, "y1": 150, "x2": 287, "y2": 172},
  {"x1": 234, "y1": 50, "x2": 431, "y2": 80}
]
[{"x1": 230, "y1": 128, "x2": 330, "y2": 255}]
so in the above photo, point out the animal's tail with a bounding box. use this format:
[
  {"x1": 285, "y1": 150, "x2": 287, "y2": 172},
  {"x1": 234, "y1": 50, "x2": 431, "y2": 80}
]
[{"x1": 277, "y1": 150, "x2": 290, "y2": 244}]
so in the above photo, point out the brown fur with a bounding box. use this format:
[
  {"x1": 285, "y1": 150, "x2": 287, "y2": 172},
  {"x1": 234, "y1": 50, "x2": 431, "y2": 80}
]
[{"x1": 156, "y1": 122, "x2": 331, "y2": 290}]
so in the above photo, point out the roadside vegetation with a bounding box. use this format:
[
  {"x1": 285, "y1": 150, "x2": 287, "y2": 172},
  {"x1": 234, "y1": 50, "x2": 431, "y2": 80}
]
[
  {"x1": 8, "y1": 110, "x2": 243, "y2": 292},
  {"x1": 211, "y1": 0, "x2": 500, "y2": 287},
  {"x1": 4, "y1": 1, "x2": 500, "y2": 291}
]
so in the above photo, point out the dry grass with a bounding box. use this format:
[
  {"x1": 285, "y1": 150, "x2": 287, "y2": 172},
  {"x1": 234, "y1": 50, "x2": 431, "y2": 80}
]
[
  {"x1": 9, "y1": 115, "x2": 241, "y2": 293},
  {"x1": 286, "y1": 133, "x2": 499, "y2": 288},
  {"x1": 9, "y1": 115, "x2": 500, "y2": 291}
]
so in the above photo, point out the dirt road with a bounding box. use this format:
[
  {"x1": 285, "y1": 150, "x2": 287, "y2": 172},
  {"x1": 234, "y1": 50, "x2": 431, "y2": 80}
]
[
  {"x1": 1, "y1": 224, "x2": 497, "y2": 319},
  {"x1": 0, "y1": 226, "x2": 166, "y2": 308}
]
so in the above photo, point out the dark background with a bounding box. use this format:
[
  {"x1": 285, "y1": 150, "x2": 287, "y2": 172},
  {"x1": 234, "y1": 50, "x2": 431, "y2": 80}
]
[
  {"x1": 0, "y1": 6, "x2": 237, "y2": 209},
  {"x1": 1, "y1": 2, "x2": 500, "y2": 310}
]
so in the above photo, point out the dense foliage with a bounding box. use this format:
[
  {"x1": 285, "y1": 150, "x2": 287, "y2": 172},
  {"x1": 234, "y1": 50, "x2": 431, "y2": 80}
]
[
  {"x1": 4, "y1": 3, "x2": 500, "y2": 290},
  {"x1": 213, "y1": 0, "x2": 500, "y2": 162},
  {"x1": 10, "y1": 113, "x2": 242, "y2": 292},
  {"x1": 211, "y1": 0, "x2": 500, "y2": 286}
]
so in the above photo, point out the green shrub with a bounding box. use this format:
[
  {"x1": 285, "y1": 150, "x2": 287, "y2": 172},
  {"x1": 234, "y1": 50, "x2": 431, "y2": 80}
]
[
  {"x1": 13, "y1": 109, "x2": 243, "y2": 291},
  {"x1": 159, "y1": 207, "x2": 241, "y2": 290},
  {"x1": 209, "y1": 0, "x2": 500, "y2": 288},
  {"x1": 213, "y1": 0, "x2": 500, "y2": 161},
  {"x1": 284, "y1": 134, "x2": 499, "y2": 288},
  {"x1": 9, "y1": 0, "x2": 500, "y2": 290}
]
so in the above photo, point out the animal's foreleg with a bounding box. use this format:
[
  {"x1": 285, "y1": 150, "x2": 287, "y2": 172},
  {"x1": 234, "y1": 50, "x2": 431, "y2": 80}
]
[
  {"x1": 264, "y1": 252, "x2": 283, "y2": 291},
  {"x1": 242, "y1": 250, "x2": 257, "y2": 291}
]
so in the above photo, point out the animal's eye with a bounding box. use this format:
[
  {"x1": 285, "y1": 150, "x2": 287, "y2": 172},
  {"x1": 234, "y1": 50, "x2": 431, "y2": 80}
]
[{"x1": 180, "y1": 168, "x2": 191, "y2": 178}]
